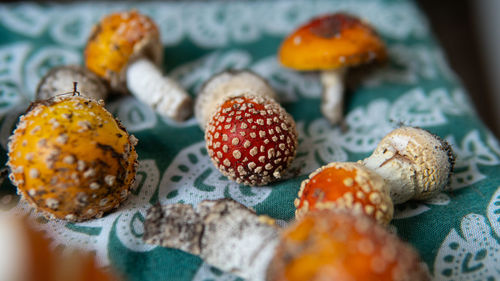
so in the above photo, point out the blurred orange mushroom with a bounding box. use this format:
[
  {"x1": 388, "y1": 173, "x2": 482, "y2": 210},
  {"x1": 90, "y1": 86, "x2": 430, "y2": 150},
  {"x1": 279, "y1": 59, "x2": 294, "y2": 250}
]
[{"x1": 279, "y1": 13, "x2": 387, "y2": 125}]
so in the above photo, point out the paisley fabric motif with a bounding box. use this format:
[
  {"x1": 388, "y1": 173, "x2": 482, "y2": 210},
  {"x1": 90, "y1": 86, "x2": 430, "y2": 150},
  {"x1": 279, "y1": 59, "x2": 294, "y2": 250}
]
[{"x1": 0, "y1": 1, "x2": 498, "y2": 280}]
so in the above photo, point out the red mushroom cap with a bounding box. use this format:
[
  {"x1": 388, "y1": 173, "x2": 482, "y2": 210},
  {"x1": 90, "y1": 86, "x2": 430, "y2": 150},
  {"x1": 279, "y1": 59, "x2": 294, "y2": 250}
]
[{"x1": 206, "y1": 95, "x2": 298, "y2": 186}]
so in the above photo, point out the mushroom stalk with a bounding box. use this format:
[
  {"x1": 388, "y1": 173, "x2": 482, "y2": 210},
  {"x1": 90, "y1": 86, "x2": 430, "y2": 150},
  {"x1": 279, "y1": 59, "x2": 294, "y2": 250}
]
[
  {"x1": 126, "y1": 58, "x2": 192, "y2": 121},
  {"x1": 362, "y1": 127, "x2": 454, "y2": 204},
  {"x1": 320, "y1": 68, "x2": 346, "y2": 125},
  {"x1": 144, "y1": 199, "x2": 280, "y2": 281}
]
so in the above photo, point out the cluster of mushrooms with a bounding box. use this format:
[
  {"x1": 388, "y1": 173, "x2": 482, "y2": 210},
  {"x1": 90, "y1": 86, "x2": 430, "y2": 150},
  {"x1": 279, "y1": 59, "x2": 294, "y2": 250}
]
[{"x1": 4, "y1": 10, "x2": 456, "y2": 281}]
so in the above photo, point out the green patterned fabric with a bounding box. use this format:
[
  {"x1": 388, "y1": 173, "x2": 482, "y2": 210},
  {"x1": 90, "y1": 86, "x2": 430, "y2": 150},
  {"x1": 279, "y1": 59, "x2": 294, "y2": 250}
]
[{"x1": 0, "y1": 1, "x2": 499, "y2": 280}]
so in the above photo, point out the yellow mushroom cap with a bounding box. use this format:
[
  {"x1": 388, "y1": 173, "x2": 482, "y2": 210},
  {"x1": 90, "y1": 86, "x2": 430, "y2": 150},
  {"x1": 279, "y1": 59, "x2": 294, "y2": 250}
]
[
  {"x1": 84, "y1": 10, "x2": 162, "y2": 92},
  {"x1": 7, "y1": 95, "x2": 138, "y2": 221},
  {"x1": 279, "y1": 13, "x2": 387, "y2": 71}
]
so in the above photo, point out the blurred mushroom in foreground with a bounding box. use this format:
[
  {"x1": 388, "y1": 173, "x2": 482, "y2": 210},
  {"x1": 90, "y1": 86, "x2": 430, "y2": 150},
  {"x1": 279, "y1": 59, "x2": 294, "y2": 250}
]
[
  {"x1": 279, "y1": 13, "x2": 387, "y2": 125},
  {"x1": 0, "y1": 213, "x2": 121, "y2": 281},
  {"x1": 143, "y1": 199, "x2": 430, "y2": 281}
]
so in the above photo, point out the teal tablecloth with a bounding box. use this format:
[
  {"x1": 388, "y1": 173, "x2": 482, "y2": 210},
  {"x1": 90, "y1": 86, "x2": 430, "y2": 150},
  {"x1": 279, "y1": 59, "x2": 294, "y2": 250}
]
[{"x1": 1, "y1": 1, "x2": 499, "y2": 280}]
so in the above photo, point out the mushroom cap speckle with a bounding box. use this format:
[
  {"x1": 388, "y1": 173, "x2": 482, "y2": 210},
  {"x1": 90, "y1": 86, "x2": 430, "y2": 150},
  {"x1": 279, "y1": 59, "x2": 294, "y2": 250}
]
[
  {"x1": 206, "y1": 94, "x2": 298, "y2": 186},
  {"x1": 7, "y1": 95, "x2": 138, "y2": 221},
  {"x1": 36, "y1": 65, "x2": 108, "y2": 101},
  {"x1": 295, "y1": 162, "x2": 393, "y2": 225},
  {"x1": 267, "y1": 210, "x2": 430, "y2": 281},
  {"x1": 279, "y1": 13, "x2": 387, "y2": 71},
  {"x1": 84, "y1": 10, "x2": 162, "y2": 93}
]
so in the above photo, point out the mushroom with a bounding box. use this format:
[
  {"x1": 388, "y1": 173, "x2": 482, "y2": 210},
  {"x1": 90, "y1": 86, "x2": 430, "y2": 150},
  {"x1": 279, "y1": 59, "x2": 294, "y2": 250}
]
[
  {"x1": 295, "y1": 127, "x2": 455, "y2": 224},
  {"x1": 0, "y1": 213, "x2": 121, "y2": 281},
  {"x1": 7, "y1": 94, "x2": 138, "y2": 221},
  {"x1": 195, "y1": 70, "x2": 278, "y2": 129},
  {"x1": 205, "y1": 94, "x2": 298, "y2": 186},
  {"x1": 84, "y1": 10, "x2": 192, "y2": 121},
  {"x1": 197, "y1": 70, "x2": 298, "y2": 186},
  {"x1": 143, "y1": 199, "x2": 430, "y2": 281},
  {"x1": 279, "y1": 13, "x2": 387, "y2": 125},
  {"x1": 36, "y1": 65, "x2": 108, "y2": 101}
]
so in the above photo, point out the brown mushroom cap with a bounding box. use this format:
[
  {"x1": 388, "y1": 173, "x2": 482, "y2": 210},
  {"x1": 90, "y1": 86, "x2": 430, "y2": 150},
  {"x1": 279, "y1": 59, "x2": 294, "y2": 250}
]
[
  {"x1": 84, "y1": 10, "x2": 162, "y2": 93},
  {"x1": 279, "y1": 13, "x2": 387, "y2": 71},
  {"x1": 267, "y1": 210, "x2": 430, "y2": 281},
  {"x1": 36, "y1": 65, "x2": 108, "y2": 101}
]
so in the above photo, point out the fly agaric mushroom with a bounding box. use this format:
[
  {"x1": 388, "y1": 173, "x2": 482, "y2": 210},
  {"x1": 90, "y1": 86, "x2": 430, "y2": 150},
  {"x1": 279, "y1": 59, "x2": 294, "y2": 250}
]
[
  {"x1": 205, "y1": 95, "x2": 298, "y2": 186},
  {"x1": 197, "y1": 70, "x2": 298, "y2": 186},
  {"x1": 143, "y1": 199, "x2": 430, "y2": 281},
  {"x1": 7, "y1": 94, "x2": 138, "y2": 221},
  {"x1": 85, "y1": 10, "x2": 192, "y2": 121},
  {"x1": 0, "y1": 213, "x2": 121, "y2": 281},
  {"x1": 279, "y1": 13, "x2": 387, "y2": 125},
  {"x1": 36, "y1": 65, "x2": 108, "y2": 101},
  {"x1": 295, "y1": 127, "x2": 454, "y2": 224}
]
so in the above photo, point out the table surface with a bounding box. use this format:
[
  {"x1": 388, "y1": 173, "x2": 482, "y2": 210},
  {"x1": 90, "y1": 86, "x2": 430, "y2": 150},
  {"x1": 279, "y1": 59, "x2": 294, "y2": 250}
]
[{"x1": 0, "y1": 1, "x2": 499, "y2": 280}]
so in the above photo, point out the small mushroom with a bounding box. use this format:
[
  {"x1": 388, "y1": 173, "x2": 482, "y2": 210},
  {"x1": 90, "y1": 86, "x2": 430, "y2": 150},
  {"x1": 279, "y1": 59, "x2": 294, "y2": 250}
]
[
  {"x1": 279, "y1": 13, "x2": 387, "y2": 125},
  {"x1": 36, "y1": 65, "x2": 108, "y2": 101},
  {"x1": 295, "y1": 127, "x2": 454, "y2": 224},
  {"x1": 195, "y1": 70, "x2": 277, "y2": 129},
  {"x1": 84, "y1": 10, "x2": 192, "y2": 121},
  {"x1": 7, "y1": 94, "x2": 138, "y2": 222},
  {"x1": 143, "y1": 199, "x2": 430, "y2": 281},
  {"x1": 205, "y1": 94, "x2": 298, "y2": 186},
  {"x1": 197, "y1": 70, "x2": 298, "y2": 186},
  {"x1": 0, "y1": 213, "x2": 121, "y2": 281}
]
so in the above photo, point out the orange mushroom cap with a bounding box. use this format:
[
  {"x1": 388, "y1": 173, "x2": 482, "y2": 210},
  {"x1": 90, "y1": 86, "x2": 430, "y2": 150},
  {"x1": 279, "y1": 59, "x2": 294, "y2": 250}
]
[
  {"x1": 84, "y1": 10, "x2": 162, "y2": 92},
  {"x1": 7, "y1": 95, "x2": 138, "y2": 221},
  {"x1": 279, "y1": 13, "x2": 387, "y2": 71},
  {"x1": 295, "y1": 162, "x2": 393, "y2": 225},
  {"x1": 267, "y1": 210, "x2": 430, "y2": 281}
]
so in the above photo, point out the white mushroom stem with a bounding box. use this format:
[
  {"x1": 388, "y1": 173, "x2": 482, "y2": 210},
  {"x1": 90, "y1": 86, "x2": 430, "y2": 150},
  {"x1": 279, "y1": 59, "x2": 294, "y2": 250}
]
[
  {"x1": 320, "y1": 68, "x2": 346, "y2": 125},
  {"x1": 126, "y1": 58, "x2": 193, "y2": 121},
  {"x1": 362, "y1": 127, "x2": 454, "y2": 204},
  {"x1": 195, "y1": 70, "x2": 278, "y2": 129},
  {"x1": 144, "y1": 199, "x2": 280, "y2": 281}
]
